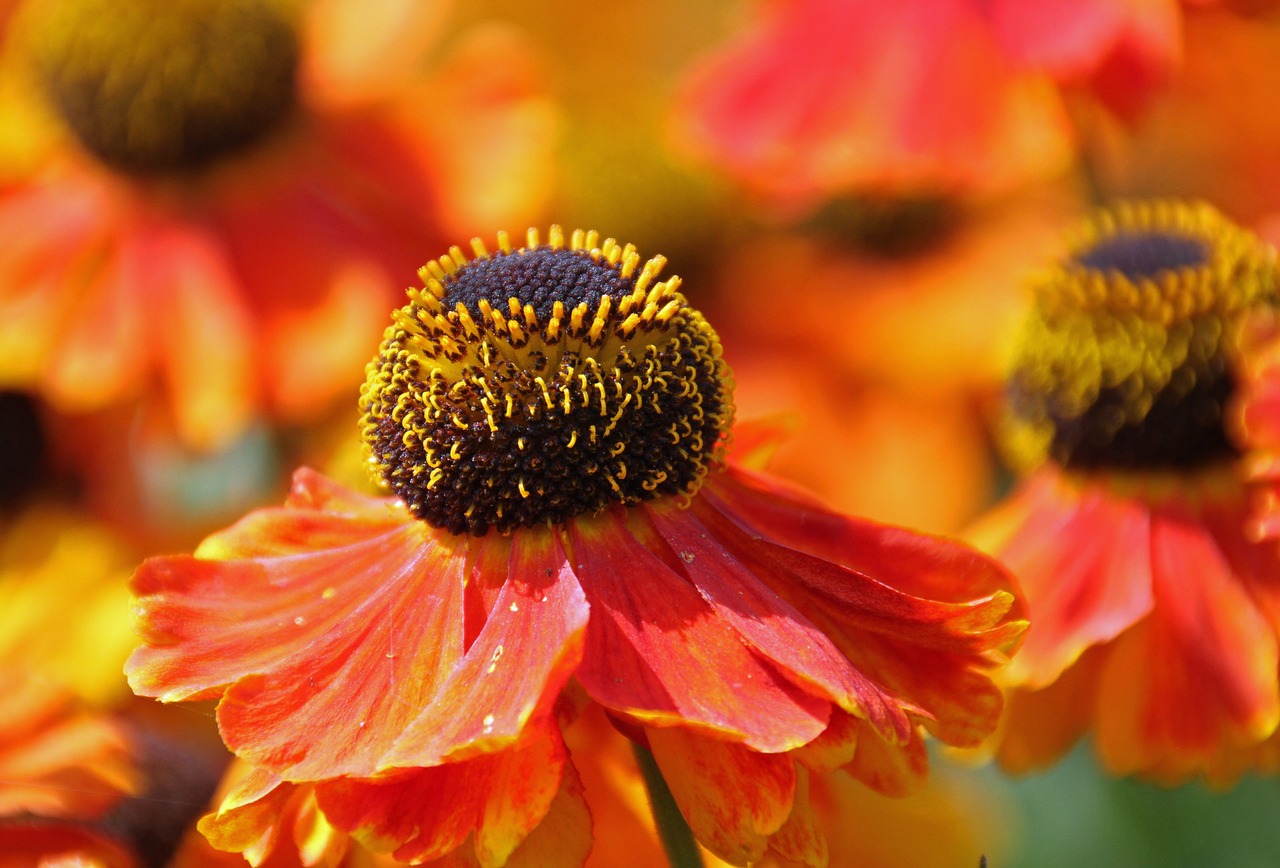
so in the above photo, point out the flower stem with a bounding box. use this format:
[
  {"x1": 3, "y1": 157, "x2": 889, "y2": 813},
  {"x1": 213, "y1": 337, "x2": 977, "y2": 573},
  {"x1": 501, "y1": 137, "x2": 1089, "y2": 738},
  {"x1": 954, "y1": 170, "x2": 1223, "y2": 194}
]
[{"x1": 633, "y1": 743, "x2": 705, "y2": 868}]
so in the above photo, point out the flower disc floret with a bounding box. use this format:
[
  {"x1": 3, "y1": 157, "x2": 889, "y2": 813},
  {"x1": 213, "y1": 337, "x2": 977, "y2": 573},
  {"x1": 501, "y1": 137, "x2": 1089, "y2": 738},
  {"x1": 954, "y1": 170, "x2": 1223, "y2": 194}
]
[
  {"x1": 1003, "y1": 199, "x2": 1278, "y2": 472},
  {"x1": 359, "y1": 226, "x2": 735, "y2": 536},
  {"x1": 25, "y1": 0, "x2": 300, "y2": 175}
]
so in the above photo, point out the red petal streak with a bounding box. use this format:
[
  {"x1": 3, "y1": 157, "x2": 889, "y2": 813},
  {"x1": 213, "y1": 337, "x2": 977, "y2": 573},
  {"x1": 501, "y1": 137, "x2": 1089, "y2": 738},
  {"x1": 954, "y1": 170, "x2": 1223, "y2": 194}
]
[
  {"x1": 647, "y1": 726, "x2": 796, "y2": 866},
  {"x1": 318, "y1": 719, "x2": 567, "y2": 867},
  {"x1": 645, "y1": 501, "x2": 887, "y2": 726},
  {"x1": 974, "y1": 472, "x2": 1154, "y2": 688},
  {"x1": 569, "y1": 510, "x2": 830, "y2": 752},
  {"x1": 385, "y1": 527, "x2": 589, "y2": 767}
]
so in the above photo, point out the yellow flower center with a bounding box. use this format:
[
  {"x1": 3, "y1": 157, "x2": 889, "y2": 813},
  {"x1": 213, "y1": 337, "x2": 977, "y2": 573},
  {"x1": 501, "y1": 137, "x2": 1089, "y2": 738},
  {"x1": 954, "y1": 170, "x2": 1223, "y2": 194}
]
[
  {"x1": 359, "y1": 227, "x2": 736, "y2": 536},
  {"x1": 1003, "y1": 200, "x2": 1278, "y2": 472},
  {"x1": 25, "y1": 0, "x2": 300, "y2": 175}
]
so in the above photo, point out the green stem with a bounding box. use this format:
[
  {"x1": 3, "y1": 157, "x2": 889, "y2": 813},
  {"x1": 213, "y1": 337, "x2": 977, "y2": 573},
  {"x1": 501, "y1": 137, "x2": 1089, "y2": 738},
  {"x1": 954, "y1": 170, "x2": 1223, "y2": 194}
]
[{"x1": 633, "y1": 743, "x2": 705, "y2": 868}]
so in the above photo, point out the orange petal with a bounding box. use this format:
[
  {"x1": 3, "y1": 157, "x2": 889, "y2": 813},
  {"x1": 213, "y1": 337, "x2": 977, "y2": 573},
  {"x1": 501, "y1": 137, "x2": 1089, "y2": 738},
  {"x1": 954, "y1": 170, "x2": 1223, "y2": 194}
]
[
  {"x1": 763, "y1": 765, "x2": 827, "y2": 868},
  {"x1": 0, "y1": 672, "x2": 137, "y2": 821},
  {"x1": 318, "y1": 718, "x2": 568, "y2": 867},
  {"x1": 384, "y1": 526, "x2": 589, "y2": 767},
  {"x1": 0, "y1": 824, "x2": 137, "y2": 868},
  {"x1": 646, "y1": 727, "x2": 796, "y2": 866},
  {"x1": 568, "y1": 509, "x2": 830, "y2": 752},
  {"x1": 969, "y1": 471, "x2": 1155, "y2": 688},
  {"x1": 703, "y1": 469, "x2": 1022, "y2": 748},
  {"x1": 1096, "y1": 501, "x2": 1280, "y2": 779},
  {"x1": 131, "y1": 219, "x2": 255, "y2": 451},
  {"x1": 844, "y1": 718, "x2": 929, "y2": 798},
  {"x1": 673, "y1": 0, "x2": 1071, "y2": 204},
  {"x1": 996, "y1": 644, "x2": 1110, "y2": 774},
  {"x1": 645, "y1": 500, "x2": 883, "y2": 724},
  {"x1": 130, "y1": 475, "x2": 463, "y2": 780}
]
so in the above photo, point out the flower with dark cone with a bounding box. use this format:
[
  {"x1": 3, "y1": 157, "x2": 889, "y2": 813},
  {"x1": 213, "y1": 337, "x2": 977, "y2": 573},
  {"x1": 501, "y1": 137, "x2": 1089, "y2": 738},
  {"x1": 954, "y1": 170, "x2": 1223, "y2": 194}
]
[
  {"x1": 127, "y1": 227, "x2": 1025, "y2": 867},
  {"x1": 970, "y1": 199, "x2": 1280, "y2": 782},
  {"x1": 0, "y1": 0, "x2": 551, "y2": 449}
]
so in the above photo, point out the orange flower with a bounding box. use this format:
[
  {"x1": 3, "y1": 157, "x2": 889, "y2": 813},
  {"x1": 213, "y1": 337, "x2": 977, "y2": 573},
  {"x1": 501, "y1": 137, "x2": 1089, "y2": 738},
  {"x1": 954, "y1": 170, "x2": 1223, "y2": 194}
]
[
  {"x1": 0, "y1": 671, "x2": 140, "y2": 867},
  {"x1": 706, "y1": 190, "x2": 1079, "y2": 534},
  {"x1": 0, "y1": 0, "x2": 553, "y2": 450},
  {"x1": 128, "y1": 228, "x2": 1024, "y2": 866},
  {"x1": 971, "y1": 199, "x2": 1280, "y2": 782}
]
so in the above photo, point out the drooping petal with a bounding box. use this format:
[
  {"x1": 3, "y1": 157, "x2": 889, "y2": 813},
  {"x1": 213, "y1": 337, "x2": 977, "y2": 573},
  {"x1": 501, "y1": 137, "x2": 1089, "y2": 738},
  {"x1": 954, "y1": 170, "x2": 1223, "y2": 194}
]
[
  {"x1": 317, "y1": 718, "x2": 570, "y2": 867},
  {"x1": 385, "y1": 526, "x2": 589, "y2": 767},
  {"x1": 195, "y1": 766, "x2": 312, "y2": 866},
  {"x1": 130, "y1": 471, "x2": 581, "y2": 782},
  {"x1": 968, "y1": 470, "x2": 1155, "y2": 688},
  {"x1": 761, "y1": 765, "x2": 827, "y2": 868},
  {"x1": 995, "y1": 644, "x2": 1110, "y2": 774},
  {"x1": 0, "y1": 825, "x2": 137, "y2": 868},
  {"x1": 644, "y1": 501, "x2": 881, "y2": 718},
  {"x1": 646, "y1": 726, "x2": 796, "y2": 867},
  {"x1": 131, "y1": 218, "x2": 256, "y2": 450},
  {"x1": 0, "y1": 176, "x2": 106, "y2": 389},
  {"x1": 568, "y1": 509, "x2": 830, "y2": 753},
  {"x1": 1095, "y1": 502, "x2": 1280, "y2": 778},
  {"x1": 843, "y1": 717, "x2": 929, "y2": 798},
  {"x1": 702, "y1": 468, "x2": 1023, "y2": 747},
  {"x1": 708, "y1": 466, "x2": 1022, "y2": 613}
]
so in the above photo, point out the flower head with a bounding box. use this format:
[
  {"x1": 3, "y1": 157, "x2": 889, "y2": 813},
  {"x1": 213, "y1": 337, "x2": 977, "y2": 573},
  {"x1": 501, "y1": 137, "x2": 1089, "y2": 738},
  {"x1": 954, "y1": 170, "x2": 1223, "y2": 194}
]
[
  {"x1": 972, "y1": 199, "x2": 1280, "y2": 781},
  {"x1": 26, "y1": 0, "x2": 301, "y2": 176},
  {"x1": 128, "y1": 228, "x2": 1025, "y2": 865},
  {"x1": 0, "y1": 0, "x2": 552, "y2": 448}
]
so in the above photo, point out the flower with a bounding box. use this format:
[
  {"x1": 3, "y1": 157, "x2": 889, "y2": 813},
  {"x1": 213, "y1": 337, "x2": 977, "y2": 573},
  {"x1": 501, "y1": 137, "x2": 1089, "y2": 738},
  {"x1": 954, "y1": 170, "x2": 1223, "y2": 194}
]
[
  {"x1": 0, "y1": 0, "x2": 553, "y2": 449},
  {"x1": 127, "y1": 227, "x2": 1025, "y2": 866},
  {"x1": 671, "y1": 0, "x2": 1075, "y2": 210},
  {"x1": 671, "y1": 0, "x2": 1263, "y2": 213},
  {"x1": 706, "y1": 190, "x2": 1080, "y2": 533},
  {"x1": 970, "y1": 198, "x2": 1280, "y2": 782}
]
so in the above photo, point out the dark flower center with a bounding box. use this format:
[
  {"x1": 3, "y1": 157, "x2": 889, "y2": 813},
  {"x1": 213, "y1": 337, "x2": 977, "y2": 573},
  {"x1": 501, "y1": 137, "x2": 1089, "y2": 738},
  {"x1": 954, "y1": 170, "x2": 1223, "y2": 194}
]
[
  {"x1": 1074, "y1": 232, "x2": 1209, "y2": 279},
  {"x1": 28, "y1": 0, "x2": 300, "y2": 175},
  {"x1": 360, "y1": 228, "x2": 735, "y2": 536},
  {"x1": 1003, "y1": 200, "x2": 1277, "y2": 473}
]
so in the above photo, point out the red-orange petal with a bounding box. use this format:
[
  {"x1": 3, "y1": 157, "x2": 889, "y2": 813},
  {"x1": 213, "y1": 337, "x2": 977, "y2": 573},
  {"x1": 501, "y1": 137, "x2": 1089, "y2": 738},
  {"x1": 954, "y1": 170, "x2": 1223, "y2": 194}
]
[
  {"x1": 762, "y1": 764, "x2": 827, "y2": 868},
  {"x1": 568, "y1": 509, "x2": 830, "y2": 753},
  {"x1": 702, "y1": 468, "x2": 1022, "y2": 747},
  {"x1": 317, "y1": 718, "x2": 569, "y2": 867},
  {"x1": 1096, "y1": 501, "x2": 1280, "y2": 778},
  {"x1": 0, "y1": 824, "x2": 137, "y2": 868},
  {"x1": 968, "y1": 470, "x2": 1155, "y2": 688},
  {"x1": 384, "y1": 526, "x2": 589, "y2": 767},
  {"x1": 646, "y1": 726, "x2": 796, "y2": 866},
  {"x1": 644, "y1": 499, "x2": 888, "y2": 726},
  {"x1": 128, "y1": 471, "x2": 581, "y2": 782},
  {"x1": 126, "y1": 217, "x2": 255, "y2": 451}
]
